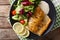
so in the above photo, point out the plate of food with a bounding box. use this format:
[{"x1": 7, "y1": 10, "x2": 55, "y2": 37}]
[{"x1": 9, "y1": 0, "x2": 56, "y2": 39}]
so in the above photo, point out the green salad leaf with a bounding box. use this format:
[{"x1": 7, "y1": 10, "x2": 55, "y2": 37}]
[
  {"x1": 15, "y1": 4, "x2": 23, "y2": 14},
  {"x1": 24, "y1": 19, "x2": 28, "y2": 26},
  {"x1": 24, "y1": 5, "x2": 34, "y2": 12},
  {"x1": 29, "y1": 0, "x2": 35, "y2": 3},
  {"x1": 17, "y1": 0, "x2": 22, "y2": 5},
  {"x1": 12, "y1": 15, "x2": 22, "y2": 21}
]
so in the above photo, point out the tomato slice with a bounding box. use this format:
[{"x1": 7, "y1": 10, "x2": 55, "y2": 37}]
[
  {"x1": 20, "y1": 20, "x2": 25, "y2": 24},
  {"x1": 12, "y1": 10, "x2": 16, "y2": 15}
]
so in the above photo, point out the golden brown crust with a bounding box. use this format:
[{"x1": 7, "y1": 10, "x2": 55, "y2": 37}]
[
  {"x1": 27, "y1": 6, "x2": 51, "y2": 36},
  {"x1": 28, "y1": 6, "x2": 45, "y2": 33},
  {"x1": 36, "y1": 15, "x2": 51, "y2": 36}
]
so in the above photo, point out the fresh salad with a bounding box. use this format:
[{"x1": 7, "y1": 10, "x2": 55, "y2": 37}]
[{"x1": 12, "y1": 0, "x2": 36, "y2": 26}]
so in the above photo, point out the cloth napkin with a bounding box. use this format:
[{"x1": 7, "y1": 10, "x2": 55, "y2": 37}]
[
  {"x1": 51, "y1": 0, "x2": 60, "y2": 30},
  {"x1": 10, "y1": 0, "x2": 60, "y2": 40}
]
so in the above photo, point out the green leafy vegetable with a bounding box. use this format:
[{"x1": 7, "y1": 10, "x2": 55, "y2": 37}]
[
  {"x1": 17, "y1": 0, "x2": 22, "y2": 5},
  {"x1": 12, "y1": 15, "x2": 22, "y2": 21},
  {"x1": 29, "y1": 0, "x2": 35, "y2": 3},
  {"x1": 15, "y1": 4, "x2": 23, "y2": 14},
  {"x1": 24, "y1": 19, "x2": 28, "y2": 26},
  {"x1": 24, "y1": 5, "x2": 34, "y2": 12}
]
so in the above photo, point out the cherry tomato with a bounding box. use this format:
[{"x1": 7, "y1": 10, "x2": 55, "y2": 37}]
[
  {"x1": 12, "y1": 10, "x2": 16, "y2": 15},
  {"x1": 20, "y1": 20, "x2": 25, "y2": 24}
]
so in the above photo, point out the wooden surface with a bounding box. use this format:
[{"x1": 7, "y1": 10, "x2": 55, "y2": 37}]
[
  {"x1": 0, "y1": 0, "x2": 19, "y2": 40},
  {"x1": 0, "y1": 0, "x2": 60, "y2": 40}
]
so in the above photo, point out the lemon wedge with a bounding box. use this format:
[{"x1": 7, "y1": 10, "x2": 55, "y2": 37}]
[{"x1": 13, "y1": 22, "x2": 24, "y2": 34}]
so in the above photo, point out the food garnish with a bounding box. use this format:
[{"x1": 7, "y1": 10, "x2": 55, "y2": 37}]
[
  {"x1": 20, "y1": 30, "x2": 30, "y2": 38},
  {"x1": 13, "y1": 22, "x2": 30, "y2": 38},
  {"x1": 12, "y1": 10, "x2": 16, "y2": 15},
  {"x1": 19, "y1": 29, "x2": 27, "y2": 36},
  {"x1": 20, "y1": 19, "x2": 25, "y2": 24},
  {"x1": 13, "y1": 22, "x2": 24, "y2": 34}
]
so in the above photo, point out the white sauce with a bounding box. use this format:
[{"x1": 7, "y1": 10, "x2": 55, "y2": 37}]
[{"x1": 39, "y1": 1, "x2": 50, "y2": 14}]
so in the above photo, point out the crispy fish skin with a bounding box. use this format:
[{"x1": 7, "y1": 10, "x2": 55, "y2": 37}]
[
  {"x1": 36, "y1": 15, "x2": 51, "y2": 36},
  {"x1": 28, "y1": 6, "x2": 45, "y2": 33}
]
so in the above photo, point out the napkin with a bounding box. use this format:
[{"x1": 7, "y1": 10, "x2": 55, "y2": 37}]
[{"x1": 51, "y1": 0, "x2": 60, "y2": 30}]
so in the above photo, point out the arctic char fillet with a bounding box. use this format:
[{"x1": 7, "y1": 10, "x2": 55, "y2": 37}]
[
  {"x1": 27, "y1": 6, "x2": 51, "y2": 36},
  {"x1": 28, "y1": 6, "x2": 45, "y2": 33},
  {"x1": 36, "y1": 15, "x2": 51, "y2": 36}
]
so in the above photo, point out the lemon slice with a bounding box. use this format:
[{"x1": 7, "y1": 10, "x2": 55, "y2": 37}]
[
  {"x1": 13, "y1": 22, "x2": 24, "y2": 34},
  {"x1": 19, "y1": 29, "x2": 26, "y2": 36},
  {"x1": 22, "y1": 30, "x2": 30, "y2": 38}
]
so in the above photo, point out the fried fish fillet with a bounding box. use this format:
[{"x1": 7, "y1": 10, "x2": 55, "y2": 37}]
[
  {"x1": 28, "y1": 6, "x2": 45, "y2": 33},
  {"x1": 27, "y1": 6, "x2": 51, "y2": 36},
  {"x1": 36, "y1": 15, "x2": 51, "y2": 36}
]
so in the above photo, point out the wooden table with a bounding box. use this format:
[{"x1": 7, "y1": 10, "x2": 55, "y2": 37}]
[
  {"x1": 0, "y1": 0, "x2": 60, "y2": 40},
  {"x1": 0, "y1": 0, "x2": 19, "y2": 40}
]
